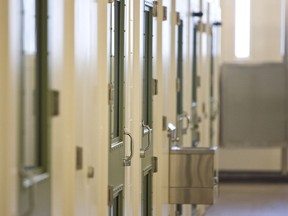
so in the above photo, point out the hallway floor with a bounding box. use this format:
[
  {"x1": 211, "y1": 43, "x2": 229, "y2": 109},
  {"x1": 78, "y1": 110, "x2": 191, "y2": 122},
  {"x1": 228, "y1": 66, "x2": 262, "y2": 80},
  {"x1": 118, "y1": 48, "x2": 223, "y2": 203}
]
[{"x1": 205, "y1": 183, "x2": 288, "y2": 216}]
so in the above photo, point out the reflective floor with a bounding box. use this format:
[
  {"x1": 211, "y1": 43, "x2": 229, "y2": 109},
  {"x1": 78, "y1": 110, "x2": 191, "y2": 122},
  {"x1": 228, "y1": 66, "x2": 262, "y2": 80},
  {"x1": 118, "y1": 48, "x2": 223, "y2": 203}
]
[{"x1": 205, "y1": 183, "x2": 288, "y2": 216}]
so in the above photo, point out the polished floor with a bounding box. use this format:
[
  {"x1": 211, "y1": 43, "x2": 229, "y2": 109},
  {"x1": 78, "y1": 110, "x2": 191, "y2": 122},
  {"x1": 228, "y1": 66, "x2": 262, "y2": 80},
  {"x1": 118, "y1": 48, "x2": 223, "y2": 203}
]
[{"x1": 205, "y1": 183, "x2": 288, "y2": 216}]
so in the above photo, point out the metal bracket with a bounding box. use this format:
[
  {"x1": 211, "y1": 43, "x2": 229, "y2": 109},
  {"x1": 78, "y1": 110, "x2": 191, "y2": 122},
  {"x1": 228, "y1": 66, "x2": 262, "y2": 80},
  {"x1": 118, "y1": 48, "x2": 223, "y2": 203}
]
[
  {"x1": 51, "y1": 90, "x2": 60, "y2": 116},
  {"x1": 76, "y1": 146, "x2": 83, "y2": 170},
  {"x1": 176, "y1": 12, "x2": 181, "y2": 25},
  {"x1": 153, "y1": 79, "x2": 158, "y2": 95},
  {"x1": 108, "y1": 185, "x2": 114, "y2": 207},
  {"x1": 152, "y1": 1, "x2": 158, "y2": 17},
  {"x1": 152, "y1": 156, "x2": 158, "y2": 173},
  {"x1": 162, "y1": 116, "x2": 167, "y2": 131},
  {"x1": 162, "y1": 6, "x2": 167, "y2": 21},
  {"x1": 87, "y1": 167, "x2": 94, "y2": 178}
]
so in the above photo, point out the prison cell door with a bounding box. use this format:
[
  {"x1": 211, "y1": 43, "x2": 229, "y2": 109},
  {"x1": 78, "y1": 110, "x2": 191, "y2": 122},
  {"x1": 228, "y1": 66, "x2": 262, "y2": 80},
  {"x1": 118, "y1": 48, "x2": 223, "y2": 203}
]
[
  {"x1": 176, "y1": 18, "x2": 190, "y2": 147},
  {"x1": 108, "y1": 1, "x2": 133, "y2": 215},
  {"x1": 209, "y1": 22, "x2": 216, "y2": 146},
  {"x1": 191, "y1": 21, "x2": 202, "y2": 147},
  {"x1": 141, "y1": 1, "x2": 156, "y2": 215},
  {"x1": 19, "y1": 0, "x2": 51, "y2": 215},
  {"x1": 209, "y1": 21, "x2": 221, "y2": 147}
]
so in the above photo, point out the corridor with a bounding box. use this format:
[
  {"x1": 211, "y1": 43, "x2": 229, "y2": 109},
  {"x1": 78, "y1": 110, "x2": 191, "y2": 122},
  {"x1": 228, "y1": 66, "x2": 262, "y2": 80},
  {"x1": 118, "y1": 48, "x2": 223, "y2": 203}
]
[{"x1": 205, "y1": 183, "x2": 288, "y2": 216}]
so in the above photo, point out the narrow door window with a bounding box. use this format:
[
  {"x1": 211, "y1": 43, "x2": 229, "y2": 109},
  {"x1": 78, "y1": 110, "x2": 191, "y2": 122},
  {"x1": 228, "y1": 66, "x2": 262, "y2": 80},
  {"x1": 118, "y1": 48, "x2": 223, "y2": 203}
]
[
  {"x1": 110, "y1": 0, "x2": 124, "y2": 146},
  {"x1": 192, "y1": 24, "x2": 198, "y2": 104},
  {"x1": 143, "y1": 4, "x2": 153, "y2": 128},
  {"x1": 176, "y1": 20, "x2": 184, "y2": 115},
  {"x1": 21, "y1": 0, "x2": 49, "y2": 174}
]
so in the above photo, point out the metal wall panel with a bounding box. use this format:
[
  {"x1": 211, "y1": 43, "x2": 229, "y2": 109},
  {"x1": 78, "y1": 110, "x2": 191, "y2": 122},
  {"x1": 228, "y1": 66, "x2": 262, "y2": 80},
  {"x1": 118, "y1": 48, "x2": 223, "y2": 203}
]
[{"x1": 221, "y1": 63, "x2": 287, "y2": 147}]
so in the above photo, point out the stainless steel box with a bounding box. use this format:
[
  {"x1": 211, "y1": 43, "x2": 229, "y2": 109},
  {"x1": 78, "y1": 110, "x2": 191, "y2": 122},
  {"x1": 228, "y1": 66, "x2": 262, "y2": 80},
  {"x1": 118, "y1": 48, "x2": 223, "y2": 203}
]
[{"x1": 169, "y1": 146, "x2": 218, "y2": 204}]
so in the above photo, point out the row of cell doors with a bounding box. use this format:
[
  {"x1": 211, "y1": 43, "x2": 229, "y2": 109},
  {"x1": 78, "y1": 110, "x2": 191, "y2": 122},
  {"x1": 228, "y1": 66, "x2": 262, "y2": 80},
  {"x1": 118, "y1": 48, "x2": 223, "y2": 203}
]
[
  {"x1": 108, "y1": 1, "x2": 155, "y2": 215},
  {"x1": 19, "y1": 0, "x2": 156, "y2": 215},
  {"x1": 18, "y1": 0, "x2": 220, "y2": 215}
]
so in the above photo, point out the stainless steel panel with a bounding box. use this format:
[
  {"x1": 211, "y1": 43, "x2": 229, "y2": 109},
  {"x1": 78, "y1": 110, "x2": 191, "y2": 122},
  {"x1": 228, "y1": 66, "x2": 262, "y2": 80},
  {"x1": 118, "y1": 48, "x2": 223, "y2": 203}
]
[
  {"x1": 170, "y1": 147, "x2": 216, "y2": 188},
  {"x1": 169, "y1": 186, "x2": 218, "y2": 205},
  {"x1": 221, "y1": 63, "x2": 287, "y2": 147},
  {"x1": 169, "y1": 146, "x2": 218, "y2": 204}
]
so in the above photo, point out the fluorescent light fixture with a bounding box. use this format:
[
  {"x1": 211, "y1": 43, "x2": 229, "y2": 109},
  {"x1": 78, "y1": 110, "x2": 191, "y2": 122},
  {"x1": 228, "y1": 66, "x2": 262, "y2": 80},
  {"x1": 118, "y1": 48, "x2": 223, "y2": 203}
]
[{"x1": 235, "y1": 0, "x2": 250, "y2": 58}]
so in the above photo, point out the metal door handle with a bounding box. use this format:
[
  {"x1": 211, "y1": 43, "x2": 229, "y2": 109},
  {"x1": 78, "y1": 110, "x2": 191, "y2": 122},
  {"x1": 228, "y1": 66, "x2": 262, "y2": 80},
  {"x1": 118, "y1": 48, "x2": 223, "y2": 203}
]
[
  {"x1": 181, "y1": 111, "x2": 191, "y2": 133},
  {"x1": 123, "y1": 131, "x2": 134, "y2": 166},
  {"x1": 140, "y1": 121, "x2": 152, "y2": 158}
]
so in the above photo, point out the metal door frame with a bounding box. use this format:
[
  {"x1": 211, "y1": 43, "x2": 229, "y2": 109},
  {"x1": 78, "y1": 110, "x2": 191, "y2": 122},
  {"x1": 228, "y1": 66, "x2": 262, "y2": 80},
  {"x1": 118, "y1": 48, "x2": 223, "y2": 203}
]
[{"x1": 108, "y1": 0, "x2": 126, "y2": 215}]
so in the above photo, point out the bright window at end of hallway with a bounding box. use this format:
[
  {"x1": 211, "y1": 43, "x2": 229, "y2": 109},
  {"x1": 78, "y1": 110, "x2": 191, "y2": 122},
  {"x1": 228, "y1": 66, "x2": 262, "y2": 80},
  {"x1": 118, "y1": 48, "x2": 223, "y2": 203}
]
[{"x1": 235, "y1": 0, "x2": 250, "y2": 58}]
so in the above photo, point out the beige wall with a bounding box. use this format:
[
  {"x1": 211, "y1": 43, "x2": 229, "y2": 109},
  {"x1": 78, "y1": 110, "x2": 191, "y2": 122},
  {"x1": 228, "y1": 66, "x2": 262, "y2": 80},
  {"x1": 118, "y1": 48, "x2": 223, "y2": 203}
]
[
  {"x1": 221, "y1": 0, "x2": 284, "y2": 63},
  {"x1": 220, "y1": 0, "x2": 286, "y2": 172},
  {"x1": 0, "y1": 0, "x2": 20, "y2": 215}
]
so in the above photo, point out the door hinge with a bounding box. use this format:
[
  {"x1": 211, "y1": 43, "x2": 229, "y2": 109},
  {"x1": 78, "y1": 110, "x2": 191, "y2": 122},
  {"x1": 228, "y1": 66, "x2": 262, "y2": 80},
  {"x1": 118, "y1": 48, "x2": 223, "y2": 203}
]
[
  {"x1": 162, "y1": 116, "x2": 167, "y2": 131},
  {"x1": 152, "y1": 156, "x2": 158, "y2": 173},
  {"x1": 196, "y1": 76, "x2": 201, "y2": 87},
  {"x1": 76, "y1": 146, "x2": 83, "y2": 170},
  {"x1": 108, "y1": 83, "x2": 114, "y2": 104},
  {"x1": 176, "y1": 12, "x2": 181, "y2": 25},
  {"x1": 153, "y1": 79, "x2": 158, "y2": 95},
  {"x1": 162, "y1": 6, "x2": 167, "y2": 21},
  {"x1": 108, "y1": 185, "x2": 114, "y2": 207},
  {"x1": 176, "y1": 78, "x2": 181, "y2": 92},
  {"x1": 153, "y1": 1, "x2": 158, "y2": 17},
  {"x1": 51, "y1": 90, "x2": 60, "y2": 116}
]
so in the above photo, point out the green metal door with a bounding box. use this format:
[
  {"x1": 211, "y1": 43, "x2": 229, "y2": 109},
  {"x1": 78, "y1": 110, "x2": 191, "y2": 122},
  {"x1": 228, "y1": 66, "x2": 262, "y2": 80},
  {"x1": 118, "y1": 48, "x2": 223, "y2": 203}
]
[
  {"x1": 209, "y1": 26, "x2": 215, "y2": 147},
  {"x1": 141, "y1": 1, "x2": 154, "y2": 215},
  {"x1": 176, "y1": 19, "x2": 190, "y2": 147},
  {"x1": 191, "y1": 23, "x2": 201, "y2": 147},
  {"x1": 108, "y1": 1, "x2": 127, "y2": 215},
  {"x1": 19, "y1": 0, "x2": 51, "y2": 215}
]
